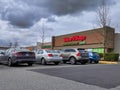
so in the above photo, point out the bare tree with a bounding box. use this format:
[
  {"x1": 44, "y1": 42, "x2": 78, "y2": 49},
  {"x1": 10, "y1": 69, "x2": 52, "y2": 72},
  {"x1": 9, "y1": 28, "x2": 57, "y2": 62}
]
[
  {"x1": 41, "y1": 22, "x2": 45, "y2": 48},
  {"x1": 39, "y1": 21, "x2": 45, "y2": 49},
  {"x1": 9, "y1": 42, "x2": 12, "y2": 47},
  {"x1": 96, "y1": 0, "x2": 111, "y2": 59},
  {"x1": 14, "y1": 41, "x2": 18, "y2": 48},
  {"x1": 38, "y1": 19, "x2": 53, "y2": 49},
  {"x1": 96, "y1": 0, "x2": 111, "y2": 27}
]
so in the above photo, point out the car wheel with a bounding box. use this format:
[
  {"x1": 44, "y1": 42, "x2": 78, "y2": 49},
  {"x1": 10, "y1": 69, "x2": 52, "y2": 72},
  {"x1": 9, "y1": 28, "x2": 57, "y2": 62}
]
[
  {"x1": 94, "y1": 61, "x2": 99, "y2": 64},
  {"x1": 81, "y1": 61, "x2": 87, "y2": 65},
  {"x1": 41, "y1": 58, "x2": 46, "y2": 65},
  {"x1": 89, "y1": 60, "x2": 92, "y2": 63},
  {"x1": 8, "y1": 58, "x2": 13, "y2": 67},
  {"x1": 69, "y1": 57, "x2": 76, "y2": 65},
  {"x1": 63, "y1": 60, "x2": 66, "y2": 64},
  {"x1": 54, "y1": 62, "x2": 60, "y2": 65},
  {"x1": 28, "y1": 63, "x2": 33, "y2": 66}
]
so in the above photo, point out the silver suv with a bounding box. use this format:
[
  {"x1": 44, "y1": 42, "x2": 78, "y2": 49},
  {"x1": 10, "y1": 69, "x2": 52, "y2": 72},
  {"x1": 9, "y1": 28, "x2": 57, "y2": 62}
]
[{"x1": 61, "y1": 48, "x2": 89, "y2": 64}]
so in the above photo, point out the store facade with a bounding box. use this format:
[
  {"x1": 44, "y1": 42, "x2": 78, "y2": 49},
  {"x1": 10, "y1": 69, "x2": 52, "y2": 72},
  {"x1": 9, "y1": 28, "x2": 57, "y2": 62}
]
[
  {"x1": 52, "y1": 26, "x2": 115, "y2": 53},
  {"x1": 114, "y1": 33, "x2": 120, "y2": 54},
  {"x1": 37, "y1": 42, "x2": 52, "y2": 50}
]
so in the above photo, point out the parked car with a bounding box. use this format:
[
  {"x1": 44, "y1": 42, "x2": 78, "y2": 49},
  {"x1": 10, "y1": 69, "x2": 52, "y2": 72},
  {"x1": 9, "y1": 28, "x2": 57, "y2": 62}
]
[
  {"x1": 0, "y1": 48, "x2": 35, "y2": 66},
  {"x1": 0, "y1": 50, "x2": 6, "y2": 56},
  {"x1": 35, "y1": 49, "x2": 62, "y2": 65},
  {"x1": 88, "y1": 51, "x2": 100, "y2": 64},
  {"x1": 54, "y1": 50, "x2": 64, "y2": 54},
  {"x1": 61, "y1": 48, "x2": 89, "y2": 64},
  {"x1": 0, "y1": 50, "x2": 6, "y2": 64},
  {"x1": 119, "y1": 55, "x2": 120, "y2": 61}
]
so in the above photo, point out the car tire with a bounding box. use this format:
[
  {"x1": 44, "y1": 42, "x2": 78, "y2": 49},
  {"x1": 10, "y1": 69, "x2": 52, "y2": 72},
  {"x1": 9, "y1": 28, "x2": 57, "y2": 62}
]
[
  {"x1": 8, "y1": 58, "x2": 13, "y2": 67},
  {"x1": 63, "y1": 60, "x2": 66, "y2": 64},
  {"x1": 81, "y1": 61, "x2": 87, "y2": 65},
  {"x1": 69, "y1": 57, "x2": 76, "y2": 65},
  {"x1": 89, "y1": 60, "x2": 92, "y2": 63},
  {"x1": 28, "y1": 63, "x2": 33, "y2": 66},
  {"x1": 54, "y1": 62, "x2": 60, "y2": 65},
  {"x1": 41, "y1": 58, "x2": 46, "y2": 65},
  {"x1": 94, "y1": 61, "x2": 99, "y2": 64}
]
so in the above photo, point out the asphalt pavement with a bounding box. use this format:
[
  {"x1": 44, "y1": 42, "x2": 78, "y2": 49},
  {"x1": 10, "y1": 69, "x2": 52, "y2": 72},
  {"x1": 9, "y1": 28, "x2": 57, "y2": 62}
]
[
  {"x1": 0, "y1": 64, "x2": 120, "y2": 90},
  {"x1": 31, "y1": 64, "x2": 120, "y2": 89}
]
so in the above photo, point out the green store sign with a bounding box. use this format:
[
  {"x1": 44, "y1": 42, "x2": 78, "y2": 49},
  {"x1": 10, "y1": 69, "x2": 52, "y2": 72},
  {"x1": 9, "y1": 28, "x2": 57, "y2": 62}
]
[
  {"x1": 42, "y1": 45, "x2": 51, "y2": 48},
  {"x1": 92, "y1": 48, "x2": 104, "y2": 53},
  {"x1": 63, "y1": 41, "x2": 86, "y2": 46},
  {"x1": 80, "y1": 41, "x2": 86, "y2": 45}
]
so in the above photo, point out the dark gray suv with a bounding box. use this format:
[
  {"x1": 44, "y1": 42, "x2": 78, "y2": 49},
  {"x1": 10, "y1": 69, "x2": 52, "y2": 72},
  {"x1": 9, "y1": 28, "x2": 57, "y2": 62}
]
[{"x1": 61, "y1": 48, "x2": 89, "y2": 64}]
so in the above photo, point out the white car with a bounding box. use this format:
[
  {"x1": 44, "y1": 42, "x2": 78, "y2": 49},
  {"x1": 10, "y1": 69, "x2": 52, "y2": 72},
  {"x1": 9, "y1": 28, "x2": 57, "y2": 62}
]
[
  {"x1": 119, "y1": 56, "x2": 120, "y2": 60},
  {"x1": 35, "y1": 49, "x2": 62, "y2": 65}
]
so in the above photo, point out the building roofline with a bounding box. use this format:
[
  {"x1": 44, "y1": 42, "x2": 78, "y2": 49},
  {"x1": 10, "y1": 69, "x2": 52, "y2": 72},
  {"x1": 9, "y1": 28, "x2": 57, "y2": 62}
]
[{"x1": 53, "y1": 26, "x2": 114, "y2": 37}]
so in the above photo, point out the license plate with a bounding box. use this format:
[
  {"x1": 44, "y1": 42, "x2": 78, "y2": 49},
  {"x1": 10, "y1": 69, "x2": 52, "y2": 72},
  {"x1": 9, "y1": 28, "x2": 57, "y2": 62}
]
[
  {"x1": 54, "y1": 55, "x2": 58, "y2": 57},
  {"x1": 25, "y1": 54, "x2": 29, "y2": 56}
]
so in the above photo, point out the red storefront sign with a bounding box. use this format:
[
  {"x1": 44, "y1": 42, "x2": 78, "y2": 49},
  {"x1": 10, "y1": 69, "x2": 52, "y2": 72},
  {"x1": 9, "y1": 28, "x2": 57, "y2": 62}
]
[{"x1": 64, "y1": 36, "x2": 86, "y2": 42}]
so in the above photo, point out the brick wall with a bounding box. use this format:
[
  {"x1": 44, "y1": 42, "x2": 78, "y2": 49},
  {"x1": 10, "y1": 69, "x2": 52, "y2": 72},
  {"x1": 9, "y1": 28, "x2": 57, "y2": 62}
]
[
  {"x1": 114, "y1": 33, "x2": 120, "y2": 54},
  {"x1": 52, "y1": 26, "x2": 115, "y2": 50}
]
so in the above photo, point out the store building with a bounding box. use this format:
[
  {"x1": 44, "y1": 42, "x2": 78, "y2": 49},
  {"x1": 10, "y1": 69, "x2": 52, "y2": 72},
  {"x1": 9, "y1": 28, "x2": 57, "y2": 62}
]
[
  {"x1": 37, "y1": 42, "x2": 52, "y2": 50},
  {"x1": 0, "y1": 46, "x2": 9, "y2": 50},
  {"x1": 52, "y1": 26, "x2": 116, "y2": 53},
  {"x1": 26, "y1": 46, "x2": 37, "y2": 51},
  {"x1": 114, "y1": 33, "x2": 120, "y2": 53},
  {"x1": 24, "y1": 42, "x2": 52, "y2": 51}
]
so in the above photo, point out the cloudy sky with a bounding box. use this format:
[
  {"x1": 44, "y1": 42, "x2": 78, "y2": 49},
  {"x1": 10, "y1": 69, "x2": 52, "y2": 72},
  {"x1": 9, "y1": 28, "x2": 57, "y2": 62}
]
[{"x1": 0, "y1": 0, "x2": 119, "y2": 47}]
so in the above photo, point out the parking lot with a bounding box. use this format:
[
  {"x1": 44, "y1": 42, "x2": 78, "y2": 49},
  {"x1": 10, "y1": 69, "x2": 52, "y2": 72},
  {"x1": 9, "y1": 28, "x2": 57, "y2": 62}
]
[{"x1": 0, "y1": 63, "x2": 120, "y2": 90}]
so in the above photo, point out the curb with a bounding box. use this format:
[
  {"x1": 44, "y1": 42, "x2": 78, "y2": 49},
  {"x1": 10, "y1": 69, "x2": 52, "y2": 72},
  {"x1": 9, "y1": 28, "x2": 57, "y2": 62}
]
[{"x1": 99, "y1": 61, "x2": 118, "y2": 64}]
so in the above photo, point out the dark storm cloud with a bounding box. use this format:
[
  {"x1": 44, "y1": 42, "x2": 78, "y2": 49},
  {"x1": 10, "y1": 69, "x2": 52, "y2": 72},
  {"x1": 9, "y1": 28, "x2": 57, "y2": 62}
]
[
  {"x1": 48, "y1": 0, "x2": 115, "y2": 15},
  {"x1": 5, "y1": 11, "x2": 39, "y2": 28},
  {"x1": 47, "y1": 16, "x2": 57, "y2": 22},
  {"x1": 0, "y1": 0, "x2": 115, "y2": 28},
  {"x1": 0, "y1": 0, "x2": 51, "y2": 28},
  {"x1": 0, "y1": 39, "x2": 9, "y2": 46}
]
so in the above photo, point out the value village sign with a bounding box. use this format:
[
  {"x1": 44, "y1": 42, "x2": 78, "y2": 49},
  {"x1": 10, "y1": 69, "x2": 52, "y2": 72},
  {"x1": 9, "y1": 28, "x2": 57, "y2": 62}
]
[{"x1": 63, "y1": 36, "x2": 86, "y2": 46}]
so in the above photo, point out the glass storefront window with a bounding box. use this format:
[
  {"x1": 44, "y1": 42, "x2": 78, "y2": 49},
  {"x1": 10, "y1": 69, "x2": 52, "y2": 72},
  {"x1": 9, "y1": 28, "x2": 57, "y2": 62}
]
[{"x1": 92, "y1": 48, "x2": 104, "y2": 53}]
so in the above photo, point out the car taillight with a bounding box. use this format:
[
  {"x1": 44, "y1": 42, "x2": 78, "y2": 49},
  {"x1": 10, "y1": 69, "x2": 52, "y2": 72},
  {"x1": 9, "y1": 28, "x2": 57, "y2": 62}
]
[
  {"x1": 31, "y1": 53, "x2": 35, "y2": 56},
  {"x1": 60, "y1": 54, "x2": 62, "y2": 57},
  {"x1": 48, "y1": 54, "x2": 53, "y2": 57},
  {"x1": 76, "y1": 53, "x2": 81, "y2": 56}
]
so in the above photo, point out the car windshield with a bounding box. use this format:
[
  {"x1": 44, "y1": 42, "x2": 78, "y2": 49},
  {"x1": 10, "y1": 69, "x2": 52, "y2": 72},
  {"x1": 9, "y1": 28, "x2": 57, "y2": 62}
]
[
  {"x1": 11, "y1": 48, "x2": 30, "y2": 52},
  {"x1": 78, "y1": 50, "x2": 87, "y2": 53},
  {"x1": 15, "y1": 49, "x2": 30, "y2": 52},
  {"x1": 46, "y1": 50, "x2": 59, "y2": 53},
  {"x1": 0, "y1": 50, "x2": 5, "y2": 54},
  {"x1": 0, "y1": 50, "x2": 5, "y2": 52},
  {"x1": 93, "y1": 52, "x2": 99, "y2": 56},
  {"x1": 54, "y1": 50, "x2": 64, "y2": 53}
]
